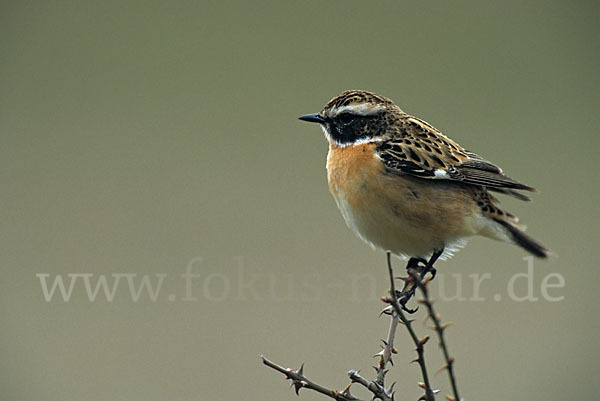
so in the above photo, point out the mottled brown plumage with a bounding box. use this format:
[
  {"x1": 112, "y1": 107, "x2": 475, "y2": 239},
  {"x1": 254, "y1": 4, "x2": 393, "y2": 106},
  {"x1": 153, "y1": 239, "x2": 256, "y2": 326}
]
[{"x1": 300, "y1": 90, "x2": 550, "y2": 260}]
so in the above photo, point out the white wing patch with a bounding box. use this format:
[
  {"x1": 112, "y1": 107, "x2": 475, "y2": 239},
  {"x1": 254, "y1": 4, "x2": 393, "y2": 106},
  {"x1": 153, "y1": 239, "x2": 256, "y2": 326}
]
[{"x1": 434, "y1": 169, "x2": 449, "y2": 179}]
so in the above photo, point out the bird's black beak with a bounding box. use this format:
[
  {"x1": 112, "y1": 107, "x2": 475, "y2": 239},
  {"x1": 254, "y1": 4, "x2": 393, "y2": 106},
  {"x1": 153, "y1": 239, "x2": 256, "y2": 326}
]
[{"x1": 298, "y1": 113, "x2": 326, "y2": 124}]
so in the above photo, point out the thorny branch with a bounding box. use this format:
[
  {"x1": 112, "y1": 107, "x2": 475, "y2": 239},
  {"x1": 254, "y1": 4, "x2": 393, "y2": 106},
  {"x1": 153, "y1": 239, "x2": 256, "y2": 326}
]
[
  {"x1": 385, "y1": 252, "x2": 437, "y2": 401},
  {"x1": 261, "y1": 355, "x2": 363, "y2": 401},
  {"x1": 410, "y1": 268, "x2": 461, "y2": 401},
  {"x1": 375, "y1": 311, "x2": 398, "y2": 387},
  {"x1": 262, "y1": 253, "x2": 461, "y2": 401},
  {"x1": 348, "y1": 370, "x2": 393, "y2": 401}
]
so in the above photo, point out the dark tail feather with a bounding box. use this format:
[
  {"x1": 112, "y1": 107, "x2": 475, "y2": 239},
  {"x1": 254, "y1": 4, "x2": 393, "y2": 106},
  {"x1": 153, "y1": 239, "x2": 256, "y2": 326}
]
[
  {"x1": 488, "y1": 187, "x2": 532, "y2": 202},
  {"x1": 494, "y1": 219, "x2": 550, "y2": 258}
]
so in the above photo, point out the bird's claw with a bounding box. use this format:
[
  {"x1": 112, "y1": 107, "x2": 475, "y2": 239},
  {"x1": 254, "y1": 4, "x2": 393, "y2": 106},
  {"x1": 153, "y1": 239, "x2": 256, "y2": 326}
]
[{"x1": 395, "y1": 289, "x2": 419, "y2": 314}]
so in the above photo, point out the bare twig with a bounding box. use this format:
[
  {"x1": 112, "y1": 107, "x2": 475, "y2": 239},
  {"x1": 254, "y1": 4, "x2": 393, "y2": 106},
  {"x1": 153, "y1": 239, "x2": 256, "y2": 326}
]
[
  {"x1": 261, "y1": 355, "x2": 363, "y2": 401},
  {"x1": 262, "y1": 253, "x2": 462, "y2": 401},
  {"x1": 410, "y1": 268, "x2": 461, "y2": 401},
  {"x1": 375, "y1": 313, "x2": 398, "y2": 387},
  {"x1": 348, "y1": 370, "x2": 393, "y2": 401},
  {"x1": 386, "y1": 252, "x2": 437, "y2": 401}
]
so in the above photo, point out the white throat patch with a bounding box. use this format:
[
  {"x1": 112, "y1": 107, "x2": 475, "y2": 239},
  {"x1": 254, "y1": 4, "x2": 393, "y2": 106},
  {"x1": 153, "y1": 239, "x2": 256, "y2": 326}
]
[{"x1": 321, "y1": 125, "x2": 383, "y2": 148}]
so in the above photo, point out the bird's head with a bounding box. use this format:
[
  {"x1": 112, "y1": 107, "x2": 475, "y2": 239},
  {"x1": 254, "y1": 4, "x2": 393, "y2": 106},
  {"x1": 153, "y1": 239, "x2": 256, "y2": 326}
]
[{"x1": 299, "y1": 90, "x2": 405, "y2": 147}]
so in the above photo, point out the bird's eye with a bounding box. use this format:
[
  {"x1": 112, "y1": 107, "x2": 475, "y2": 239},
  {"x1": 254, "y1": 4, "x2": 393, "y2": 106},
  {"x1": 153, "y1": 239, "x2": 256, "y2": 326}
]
[{"x1": 338, "y1": 113, "x2": 355, "y2": 125}]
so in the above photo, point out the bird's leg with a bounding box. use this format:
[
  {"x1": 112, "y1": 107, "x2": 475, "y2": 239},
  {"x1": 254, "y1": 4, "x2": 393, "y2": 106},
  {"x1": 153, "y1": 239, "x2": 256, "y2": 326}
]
[
  {"x1": 395, "y1": 249, "x2": 444, "y2": 313},
  {"x1": 422, "y1": 248, "x2": 444, "y2": 280},
  {"x1": 395, "y1": 257, "x2": 426, "y2": 313}
]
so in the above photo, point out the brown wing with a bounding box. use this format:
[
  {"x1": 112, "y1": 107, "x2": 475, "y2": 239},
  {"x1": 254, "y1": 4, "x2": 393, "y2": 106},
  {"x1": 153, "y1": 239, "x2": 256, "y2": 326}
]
[{"x1": 375, "y1": 116, "x2": 535, "y2": 194}]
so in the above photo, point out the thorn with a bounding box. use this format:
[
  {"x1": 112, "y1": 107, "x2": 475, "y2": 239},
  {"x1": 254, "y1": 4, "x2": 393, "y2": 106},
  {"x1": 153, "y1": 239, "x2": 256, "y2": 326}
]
[
  {"x1": 299, "y1": 380, "x2": 308, "y2": 394},
  {"x1": 340, "y1": 382, "x2": 353, "y2": 397},
  {"x1": 446, "y1": 396, "x2": 457, "y2": 401},
  {"x1": 421, "y1": 297, "x2": 436, "y2": 306},
  {"x1": 418, "y1": 383, "x2": 439, "y2": 395},
  {"x1": 436, "y1": 364, "x2": 449, "y2": 375},
  {"x1": 440, "y1": 322, "x2": 454, "y2": 330},
  {"x1": 296, "y1": 363, "x2": 304, "y2": 376},
  {"x1": 418, "y1": 335, "x2": 430, "y2": 346},
  {"x1": 410, "y1": 358, "x2": 419, "y2": 364},
  {"x1": 392, "y1": 347, "x2": 398, "y2": 354},
  {"x1": 291, "y1": 379, "x2": 305, "y2": 395},
  {"x1": 380, "y1": 305, "x2": 394, "y2": 316}
]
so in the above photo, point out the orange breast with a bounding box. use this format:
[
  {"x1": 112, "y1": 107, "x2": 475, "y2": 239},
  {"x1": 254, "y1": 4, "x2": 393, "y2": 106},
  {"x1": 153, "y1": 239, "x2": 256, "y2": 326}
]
[
  {"x1": 325, "y1": 141, "x2": 481, "y2": 258},
  {"x1": 326, "y1": 142, "x2": 384, "y2": 208}
]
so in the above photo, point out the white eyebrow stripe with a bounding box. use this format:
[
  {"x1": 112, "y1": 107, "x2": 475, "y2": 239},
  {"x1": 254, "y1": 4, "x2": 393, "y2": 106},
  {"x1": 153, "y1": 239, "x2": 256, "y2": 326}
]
[{"x1": 328, "y1": 103, "x2": 386, "y2": 117}]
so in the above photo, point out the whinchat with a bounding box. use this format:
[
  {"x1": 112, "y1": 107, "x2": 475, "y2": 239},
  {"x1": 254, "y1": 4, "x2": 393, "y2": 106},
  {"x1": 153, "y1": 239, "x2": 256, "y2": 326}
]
[{"x1": 299, "y1": 90, "x2": 550, "y2": 285}]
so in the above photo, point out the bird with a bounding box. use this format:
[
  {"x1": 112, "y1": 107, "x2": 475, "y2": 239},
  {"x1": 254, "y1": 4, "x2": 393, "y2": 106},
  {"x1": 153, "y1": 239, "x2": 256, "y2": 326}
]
[{"x1": 299, "y1": 90, "x2": 550, "y2": 306}]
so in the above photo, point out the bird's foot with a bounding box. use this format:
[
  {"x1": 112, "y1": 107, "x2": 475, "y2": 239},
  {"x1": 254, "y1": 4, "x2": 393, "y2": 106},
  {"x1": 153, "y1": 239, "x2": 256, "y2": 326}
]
[
  {"x1": 406, "y1": 259, "x2": 436, "y2": 281},
  {"x1": 425, "y1": 265, "x2": 437, "y2": 280},
  {"x1": 387, "y1": 249, "x2": 444, "y2": 314},
  {"x1": 394, "y1": 288, "x2": 418, "y2": 314},
  {"x1": 394, "y1": 255, "x2": 436, "y2": 313}
]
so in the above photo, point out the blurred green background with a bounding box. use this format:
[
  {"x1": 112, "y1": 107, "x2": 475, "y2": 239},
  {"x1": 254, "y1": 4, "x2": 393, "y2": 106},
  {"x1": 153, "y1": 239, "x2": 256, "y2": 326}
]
[{"x1": 1, "y1": 1, "x2": 598, "y2": 400}]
